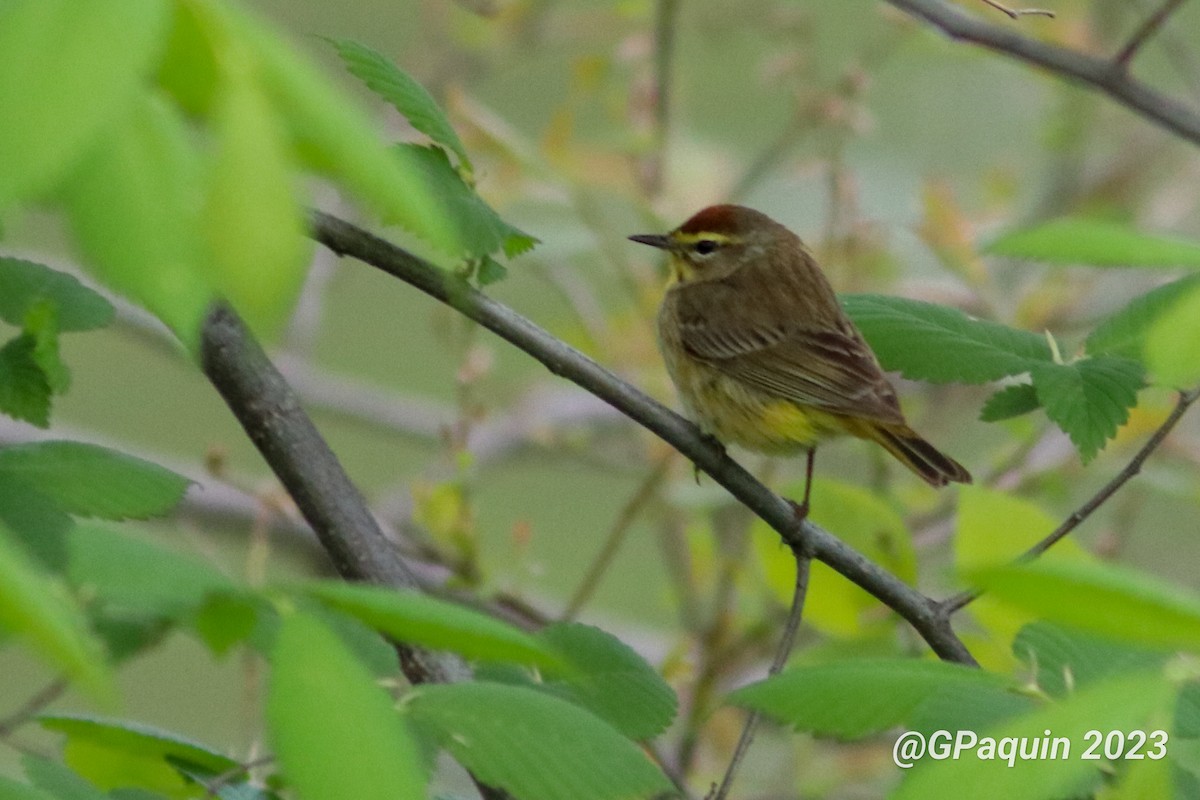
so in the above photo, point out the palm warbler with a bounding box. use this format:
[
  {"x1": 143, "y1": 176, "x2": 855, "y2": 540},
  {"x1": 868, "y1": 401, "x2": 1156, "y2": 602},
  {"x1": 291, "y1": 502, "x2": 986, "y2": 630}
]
[{"x1": 631, "y1": 205, "x2": 970, "y2": 507}]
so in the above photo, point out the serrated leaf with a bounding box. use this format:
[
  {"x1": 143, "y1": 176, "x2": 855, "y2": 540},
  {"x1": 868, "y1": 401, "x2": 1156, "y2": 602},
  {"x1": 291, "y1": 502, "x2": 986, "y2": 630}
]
[
  {"x1": 1012, "y1": 622, "x2": 1165, "y2": 699},
  {"x1": 59, "y1": 94, "x2": 215, "y2": 348},
  {"x1": 1145, "y1": 281, "x2": 1200, "y2": 388},
  {"x1": 0, "y1": 441, "x2": 191, "y2": 520},
  {"x1": 330, "y1": 38, "x2": 473, "y2": 175},
  {"x1": 1087, "y1": 275, "x2": 1200, "y2": 360},
  {"x1": 730, "y1": 659, "x2": 1017, "y2": 738},
  {"x1": 894, "y1": 668, "x2": 1174, "y2": 800},
  {"x1": 980, "y1": 382, "x2": 1039, "y2": 422},
  {"x1": 0, "y1": 0, "x2": 168, "y2": 206},
  {"x1": 307, "y1": 581, "x2": 561, "y2": 669},
  {"x1": 536, "y1": 622, "x2": 676, "y2": 741},
  {"x1": 267, "y1": 612, "x2": 425, "y2": 800},
  {"x1": 1031, "y1": 357, "x2": 1143, "y2": 462},
  {"x1": 406, "y1": 682, "x2": 671, "y2": 800},
  {"x1": 842, "y1": 294, "x2": 1051, "y2": 384},
  {"x1": 0, "y1": 524, "x2": 111, "y2": 700},
  {"x1": 203, "y1": 45, "x2": 310, "y2": 337},
  {"x1": 40, "y1": 714, "x2": 235, "y2": 795},
  {"x1": 987, "y1": 216, "x2": 1200, "y2": 268},
  {"x1": 974, "y1": 560, "x2": 1200, "y2": 652},
  {"x1": 394, "y1": 144, "x2": 537, "y2": 260},
  {"x1": 0, "y1": 259, "x2": 115, "y2": 332},
  {"x1": 0, "y1": 333, "x2": 52, "y2": 427}
]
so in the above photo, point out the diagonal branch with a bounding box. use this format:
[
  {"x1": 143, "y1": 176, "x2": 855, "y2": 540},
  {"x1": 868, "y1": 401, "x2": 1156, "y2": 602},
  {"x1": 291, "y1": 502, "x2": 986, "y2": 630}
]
[
  {"x1": 311, "y1": 211, "x2": 977, "y2": 666},
  {"x1": 880, "y1": 0, "x2": 1200, "y2": 147},
  {"x1": 1115, "y1": 0, "x2": 1189, "y2": 68}
]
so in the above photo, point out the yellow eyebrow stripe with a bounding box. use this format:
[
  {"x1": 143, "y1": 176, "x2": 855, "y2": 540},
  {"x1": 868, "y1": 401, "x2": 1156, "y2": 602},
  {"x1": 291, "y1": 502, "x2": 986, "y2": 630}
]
[{"x1": 671, "y1": 232, "x2": 735, "y2": 244}]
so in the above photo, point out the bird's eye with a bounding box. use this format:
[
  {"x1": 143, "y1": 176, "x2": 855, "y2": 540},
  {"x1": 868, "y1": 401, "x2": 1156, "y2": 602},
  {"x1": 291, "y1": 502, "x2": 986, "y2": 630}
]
[{"x1": 694, "y1": 239, "x2": 718, "y2": 255}]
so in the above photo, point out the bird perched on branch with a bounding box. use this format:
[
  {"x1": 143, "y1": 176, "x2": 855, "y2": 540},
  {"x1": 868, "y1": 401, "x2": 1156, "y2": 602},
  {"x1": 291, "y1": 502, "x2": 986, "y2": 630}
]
[{"x1": 630, "y1": 204, "x2": 970, "y2": 517}]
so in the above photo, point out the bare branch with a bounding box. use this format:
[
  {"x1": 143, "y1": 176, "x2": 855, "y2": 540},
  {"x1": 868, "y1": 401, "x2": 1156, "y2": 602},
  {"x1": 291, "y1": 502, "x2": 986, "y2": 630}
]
[
  {"x1": 881, "y1": 0, "x2": 1200, "y2": 147},
  {"x1": 943, "y1": 385, "x2": 1200, "y2": 614},
  {"x1": 311, "y1": 211, "x2": 977, "y2": 666},
  {"x1": 1115, "y1": 0, "x2": 1189, "y2": 68},
  {"x1": 979, "y1": 0, "x2": 1055, "y2": 20}
]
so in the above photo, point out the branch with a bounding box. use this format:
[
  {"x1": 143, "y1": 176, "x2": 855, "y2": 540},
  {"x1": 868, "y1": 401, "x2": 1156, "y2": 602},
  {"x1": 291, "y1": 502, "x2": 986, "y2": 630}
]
[
  {"x1": 880, "y1": 0, "x2": 1200, "y2": 147},
  {"x1": 1114, "y1": 0, "x2": 1189, "y2": 68},
  {"x1": 978, "y1": 0, "x2": 1055, "y2": 20},
  {"x1": 311, "y1": 211, "x2": 977, "y2": 666},
  {"x1": 943, "y1": 385, "x2": 1200, "y2": 614}
]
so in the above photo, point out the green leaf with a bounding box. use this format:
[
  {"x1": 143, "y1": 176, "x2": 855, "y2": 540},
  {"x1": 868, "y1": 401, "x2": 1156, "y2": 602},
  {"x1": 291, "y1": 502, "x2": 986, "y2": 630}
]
[
  {"x1": 0, "y1": 0, "x2": 168, "y2": 206},
  {"x1": 987, "y1": 216, "x2": 1200, "y2": 268},
  {"x1": 0, "y1": 524, "x2": 111, "y2": 700},
  {"x1": 1030, "y1": 356, "x2": 1143, "y2": 462},
  {"x1": 536, "y1": 622, "x2": 677, "y2": 741},
  {"x1": 979, "y1": 382, "x2": 1039, "y2": 422},
  {"x1": 1087, "y1": 275, "x2": 1200, "y2": 360},
  {"x1": 192, "y1": 592, "x2": 261, "y2": 657},
  {"x1": 202, "y1": 44, "x2": 310, "y2": 337},
  {"x1": 24, "y1": 302, "x2": 70, "y2": 395},
  {"x1": 22, "y1": 755, "x2": 109, "y2": 800},
  {"x1": 40, "y1": 714, "x2": 235, "y2": 795},
  {"x1": 1012, "y1": 622, "x2": 1165, "y2": 699},
  {"x1": 267, "y1": 612, "x2": 425, "y2": 800},
  {"x1": 0, "y1": 333, "x2": 52, "y2": 427},
  {"x1": 1145, "y1": 281, "x2": 1200, "y2": 388},
  {"x1": 66, "y1": 524, "x2": 234, "y2": 618},
  {"x1": 406, "y1": 682, "x2": 672, "y2": 800},
  {"x1": 0, "y1": 478, "x2": 73, "y2": 568},
  {"x1": 729, "y1": 658, "x2": 1017, "y2": 738},
  {"x1": 307, "y1": 581, "x2": 561, "y2": 669},
  {"x1": 842, "y1": 294, "x2": 1052, "y2": 384},
  {"x1": 0, "y1": 441, "x2": 191, "y2": 520},
  {"x1": 0, "y1": 259, "x2": 115, "y2": 332},
  {"x1": 894, "y1": 668, "x2": 1174, "y2": 800},
  {"x1": 975, "y1": 560, "x2": 1200, "y2": 652},
  {"x1": 58, "y1": 94, "x2": 215, "y2": 348},
  {"x1": 477, "y1": 256, "x2": 508, "y2": 286},
  {"x1": 394, "y1": 144, "x2": 537, "y2": 261},
  {"x1": 0, "y1": 777, "x2": 53, "y2": 800},
  {"x1": 330, "y1": 38, "x2": 473, "y2": 175}
]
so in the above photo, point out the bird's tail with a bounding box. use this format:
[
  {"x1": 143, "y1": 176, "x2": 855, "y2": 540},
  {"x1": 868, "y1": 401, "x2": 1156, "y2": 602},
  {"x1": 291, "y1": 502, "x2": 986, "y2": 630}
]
[{"x1": 860, "y1": 422, "x2": 972, "y2": 488}]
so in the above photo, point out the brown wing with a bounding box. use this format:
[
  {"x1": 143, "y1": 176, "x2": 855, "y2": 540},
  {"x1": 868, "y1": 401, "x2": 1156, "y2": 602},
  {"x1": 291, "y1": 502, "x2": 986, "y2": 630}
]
[{"x1": 665, "y1": 276, "x2": 905, "y2": 425}]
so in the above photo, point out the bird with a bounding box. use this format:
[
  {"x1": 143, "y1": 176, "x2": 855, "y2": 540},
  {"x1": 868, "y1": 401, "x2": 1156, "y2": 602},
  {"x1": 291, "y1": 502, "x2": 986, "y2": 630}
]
[{"x1": 630, "y1": 204, "x2": 971, "y2": 517}]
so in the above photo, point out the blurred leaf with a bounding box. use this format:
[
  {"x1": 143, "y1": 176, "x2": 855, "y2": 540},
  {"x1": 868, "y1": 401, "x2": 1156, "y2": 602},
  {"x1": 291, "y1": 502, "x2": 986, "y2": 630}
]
[
  {"x1": 842, "y1": 294, "x2": 1051, "y2": 384},
  {"x1": 203, "y1": 43, "x2": 310, "y2": 337},
  {"x1": 979, "y1": 382, "x2": 1039, "y2": 422},
  {"x1": 1030, "y1": 357, "x2": 1143, "y2": 462},
  {"x1": 477, "y1": 256, "x2": 508, "y2": 286},
  {"x1": 987, "y1": 216, "x2": 1200, "y2": 268},
  {"x1": 0, "y1": 0, "x2": 168, "y2": 206},
  {"x1": 58, "y1": 94, "x2": 215, "y2": 348},
  {"x1": 267, "y1": 612, "x2": 425, "y2": 800},
  {"x1": 406, "y1": 682, "x2": 671, "y2": 800},
  {"x1": 1097, "y1": 756, "x2": 1173, "y2": 800},
  {"x1": 730, "y1": 659, "x2": 1016, "y2": 738},
  {"x1": 0, "y1": 478, "x2": 73, "y2": 568},
  {"x1": 66, "y1": 524, "x2": 233, "y2": 617},
  {"x1": 25, "y1": 302, "x2": 70, "y2": 394},
  {"x1": 0, "y1": 333, "x2": 52, "y2": 427},
  {"x1": 330, "y1": 38, "x2": 473, "y2": 174},
  {"x1": 894, "y1": 669, "x2": 1174, "y2": 800},
  {"x1": 305, "y1": 602, "x2": 399, "y2": 679},
  {"x1": 0, "y1": 259, "x2": 115, "y2": 332},
  {"x1": 1087, "y1": 275, "x2": 1200, "y2": 360},
  {"x1": 172, "y1": 762, "x2": 275, "y2": 800},
  {"x1": 192, "y1": 592, "x2": 261, "y2": 657},
  {"x1": 1145, "y1": 281, "x2": 1200, "y2": 388},
  {"x1": 0, "y1": 441, "x2": 190, "y2": 520},
  {"x1": 0, "y1": 524, "x2": 111, "y2": 700},
  {"x1": 22, "y1": 756, "x2": 108, "y2": 800},
  {"x1": 307, "y1": 581, "x2": 561, "y2": 669},
  {"x1": 42, "y1": 715, "x2": 235, "y2": 797},
  {"x1": 0, "y1": 777, "x2": 54, "y2": 800},
  {"x1": 536, "y1": 622, "x2": 676, "y2": 740},
  {"x1": 975, "y1": 560, "x2": 1200, "y2": 652},
  {"x1": 1013, "y1": 622, "x2": 1164, "y2": 699}
]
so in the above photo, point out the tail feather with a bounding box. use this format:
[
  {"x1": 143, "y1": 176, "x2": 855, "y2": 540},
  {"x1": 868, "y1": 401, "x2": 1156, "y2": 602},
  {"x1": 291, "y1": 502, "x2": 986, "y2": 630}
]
[{"x1": 865, "y1": 423, "x2": 972, "y2": 488}]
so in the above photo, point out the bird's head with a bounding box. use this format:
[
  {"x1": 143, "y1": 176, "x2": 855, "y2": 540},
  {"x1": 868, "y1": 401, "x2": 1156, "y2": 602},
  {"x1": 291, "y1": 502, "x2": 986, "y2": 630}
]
[{"x1": 628, "y1": 204, "x2": 786, "y2": 284}]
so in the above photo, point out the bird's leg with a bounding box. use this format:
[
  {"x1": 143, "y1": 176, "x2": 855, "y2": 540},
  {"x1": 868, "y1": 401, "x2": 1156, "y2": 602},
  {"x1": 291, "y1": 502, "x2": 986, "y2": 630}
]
[
  {"x1": 694, "y1": 432, "x2": 728, "y2": 484},
  {"x1": 788, "y1": 448, "x2": 816, "y2": 522}
]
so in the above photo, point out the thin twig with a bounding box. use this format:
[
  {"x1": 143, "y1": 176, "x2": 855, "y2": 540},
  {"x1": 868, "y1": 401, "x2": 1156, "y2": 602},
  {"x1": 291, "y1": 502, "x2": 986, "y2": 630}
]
[
  {"x1": 639, "y1": 0, "x2": 682, "y2": 196},
  {"x1": 0, "y1": 678, "x2": 67, "y2": 738},
  {"x1": 979, "y1": 0, "x2": 1055, "y2": 20},
  {"x1": 711, "y1": 551, "x2": 811, "y2": 800},
  {"x1": 1114, "y1": 0, "x2": 1188, "y2": 68},
  {"x1": 943, "y1": 385, "x2": 1200, "y2": 614},
  {"x1": 563, "y1": 455, "x2": 672, "y2": 620},
  {"x1": 311, "y1": 211, "x2": 977, "y2": 666},
  {"x1": 881, "y1": 0, "x2": 1200, "y2": 147}
]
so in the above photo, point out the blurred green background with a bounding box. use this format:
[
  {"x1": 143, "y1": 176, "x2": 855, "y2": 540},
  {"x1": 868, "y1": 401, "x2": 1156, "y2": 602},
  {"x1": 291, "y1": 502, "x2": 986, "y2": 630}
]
[{"x1": 4, "y1": 0, "x2": 1200, "y2": 794}]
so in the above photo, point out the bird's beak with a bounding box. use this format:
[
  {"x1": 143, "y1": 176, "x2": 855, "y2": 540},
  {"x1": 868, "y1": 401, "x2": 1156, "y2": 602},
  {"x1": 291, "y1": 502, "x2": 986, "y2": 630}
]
[{"x1": 628, "y1": 233, "x2": 673, "y2": 250}]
